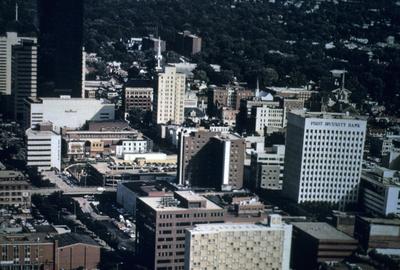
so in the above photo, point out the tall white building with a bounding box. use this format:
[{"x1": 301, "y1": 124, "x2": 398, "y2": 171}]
[
  {"x1": 283, "y1": 111, "x2": 367, "y2": 208},
  {"x1": 26, "y1": 123, "x2": 61, "y2": 171},
  {"x1": 153, "y1": 66, "x2": 186, "y2": 125},
  {"x1": 185, "y1": 215, "x2": 292, "y2": 270},
  {"x1": 25, "y1": 96, "x2": 115, "y2": 130},
  {"x1": 12, "y1": 38, "x2": 37, "y2": 122}
]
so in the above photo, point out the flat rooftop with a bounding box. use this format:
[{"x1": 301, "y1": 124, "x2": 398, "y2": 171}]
[
  {"x1": 0, "y1": 233, "x2": 52, "y2": 244},
  {"x1": 0, "y1": 170, "x2": 25, "y2": 179},
  {"x1": 292, "y1": 222, "x2": 356, "y2": 241},
  {"x1": 189, "y1": 223, "x2": 283, "y2": 234},
  {"x1": 26, "y1": 128, "x2": 58, "y2": 136},
  {"x1": 122, "y1": 180, "x2": 176, "y2": 196},
  {"x1": 290, "y1": 110, "x2": 366, "y2": 120},
  {"x1": 88, "y1": 121, "x2": 133, "y2": 131},
  {"x1": 358, "y1": 216, "x2": 400, "y2": 226},
  {"x1": 138, "y1": 194, "x2": 222, "y2": 212}
]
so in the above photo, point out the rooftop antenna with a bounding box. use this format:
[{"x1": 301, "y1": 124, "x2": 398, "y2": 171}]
[{"x1": 15, "y1": 1, "x2": 19, "y2": 22}]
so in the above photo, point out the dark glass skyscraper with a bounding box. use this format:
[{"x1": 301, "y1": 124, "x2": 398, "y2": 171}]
[{"x1": 37, "y1": 0, "x2": 83, "y2": 97}]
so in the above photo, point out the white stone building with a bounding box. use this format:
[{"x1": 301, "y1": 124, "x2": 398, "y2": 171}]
[
  {"x1": 185, "y1": 215, "x2": 292, "y2": 270},
  {"x1": 252, "y1": 105, "x2": 284, "y2": 134},
  {"x1": 283, "y1": 110, "x2": 367, "y2": 208},
  {"x1": 25, "y1": 123, "x2": 61, "y2": 171}
]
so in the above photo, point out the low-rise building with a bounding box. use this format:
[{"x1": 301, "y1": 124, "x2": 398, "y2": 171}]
[
  {"x1": 26, "y1": 122, "x2": 61, "y2": 171},
  {"x1": 291, "y1": 222, "x2": 358, "y2": 269},
  {"x1": 0, "y1": 232, "x2": 100, "y2": 270},
  {"x1": 360, "y1": 167, "x2": 400, "y2": 216},
  {"x1": 185, "y1": 215, "x2": 292, "y2": 270},
  {"x1": 25, "y1": 96, "x2": 115, "y2": 130},
  {"x1": 251, "y1": 145, "x2": 285, "y2": 190},
  {"x1": 354, "y1": 216, "x2": 400, "y2": 251},
  {"x1": 0, "y1": 170, "x2": 31, "y2": 208}
]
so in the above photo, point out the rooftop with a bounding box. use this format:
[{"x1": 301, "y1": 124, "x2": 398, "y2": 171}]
[
  {"x1": 290, "y1": 110, "x2": 367, "y2": 120},
  {"x1": 292, "y1": 222, "x2": 356, "y2": 241},
  {"x1": 139, "y1": 193, "x2": 222, "y2": 212},
  {"x1": 0, "y1": 170, "x2": 25, "y2": 179},
  {"x1": 358, "y1": 216, "x2": 400, "y2": 226},
  {"x1": 125, "y1": 80, "x2": 153, "y2": 88},
  {"x1": 189, "y1": 223, "x2": 286, "y2": 234},
  {"x1": 122, "y1": 180, "x2": 177, "y2": 196},
  {"x1": 0, "y1": 233, "x2": 52, "y2": 244},
  {"x1": 88, "y1": 121, "x2": 132, "y2": 131},
  {"x1": 54, "y1": 233, "x2": 99, "y2": 247}
]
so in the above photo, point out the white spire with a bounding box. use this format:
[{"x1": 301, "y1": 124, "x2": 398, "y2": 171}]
[
  {"x1": 255, "y1": 77, "x2": 260, "y2": 97},
  {"x1": 156, "y1": 37, "x2": 162, "y2": 72},
  {"x1": 15, "y1": 2, "x2": 19, "y2": 22}
]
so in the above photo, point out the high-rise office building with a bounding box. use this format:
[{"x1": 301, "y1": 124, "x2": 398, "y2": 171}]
[
  {"x1": 153, "y1": 66, "x2": 186, "y2": 125},
  {"x1": 37, "y1": 0, "x2": 84, "y2": 97},
  {"x1": 185, "y1": 215, "x2": 292, "y2": 270},
  {"x1": 136, "y1": 191, "x2": 225, "y2": 270},
  {"x1": 0, "y1": 32, "x2": 20, "y2": 96},
  {"x1": 283, "y1": 111, "x2": 367, "y2": 208},
  {"x1": 178, "y1": 130, "x2": 245, "y2": 190},
  {"x1": 12, "y1": 38, "x2": 37, "y2": 123}
]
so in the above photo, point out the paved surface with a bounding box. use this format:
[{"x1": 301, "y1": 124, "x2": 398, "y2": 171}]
[{"x1": 38, "y1": 171, "x2": 116, "y2": 195}]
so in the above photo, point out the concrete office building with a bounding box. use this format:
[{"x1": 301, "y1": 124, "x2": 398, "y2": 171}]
[
  {"x1": 178, "y1": 131, "x2": 245, "y2": 190},
  {"x1": 251, "y1": 105, "x2": 285, "y2": 134},
  {"x1": 124, "y1": 80, "x2": 153, "y2": 113},
  {"x1": 153, "y1": 66, "x2": 186, "y2": 125},
  {"x1": 291, "y1": 222, "x2": 358, "y2": 269},
  {"x1": 37, "y1": 0, "x2": 84, "y2": 97},
  {"x1": 251, "y1": 145, "x2": 285, "y2": 190},
  {"x1": 25, "y1": 96, "x2": 115, "y2": 130},
  {"x1": 185, "y1": 215, "x2": 292, "y2": 270},
  {"x1": 0, "y1": 170, "x2": 31, "y2": 208},
  {"x1": 136, "y1": 191, "x2": 225, "y2": 270},
  {"x1": 359, "y1": 167, "x2": 400, "y2": 216},
  {"x1": 283, "y1": 111, "x2": 366, "y2": 208},
  {"x1": 0, "y1": 32, "x2": 34, "y2": 96},
  {"x1": 12, "y1": 38, "x2": 37, "y2": 122},
  {"x1": 354, "y1": 216, "x2": 400, "y2": 251},
  {"x1": 25, "y1": 123, "x2": 61, "y2": 171}
]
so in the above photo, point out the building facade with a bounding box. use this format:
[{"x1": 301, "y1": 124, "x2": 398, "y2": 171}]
[
  {"x1": 153, "y1": 66, "x2": 186, "y2": 125},
  {"x1": 136, "y1": 191, "x2": 225, "y2": 270},
  {"x1": 12, "y1": 38, "x2": 38, "y2": 122},
  {"x1": 185, "y1": 215, "x2": 292, "y2": 270},
  {"x1": 0, "y1": 170, "x2": 31, "y2": 208},
  {"x1": 283, "y1": 111, "x2": 367, "y2": 208},
  {"x1": 25, "y1": 96, "x2": 115, "y2": 130},
  {"x1": 124, "y1": 80, "x2": 153, "y2": 113},
  {"x1": 37, "y1": 0, "x2": 84, "y2": 97},
  {"x1": 251, "y1": 145, "x2": 285, "y2": 190},
  {"x1": 359, "y1": 167, "x2": 400, "y2": 216},
  {"x1": 26, "y1": 123, "x2": 61, "y2": 171},
  {"x1": 251, "y1": 105, "x2": 284, "y2": 134},
  {"x1": 177, "y1": 131, "x2": 245, "y2": 190}
]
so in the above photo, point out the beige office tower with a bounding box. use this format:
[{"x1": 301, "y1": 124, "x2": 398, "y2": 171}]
[
  {"x1": 153, "y1": 66, "x2": 186, "y2": 125},
  {"x1": 185, "y1": 215, "x2": 292, "y2": 270}
]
